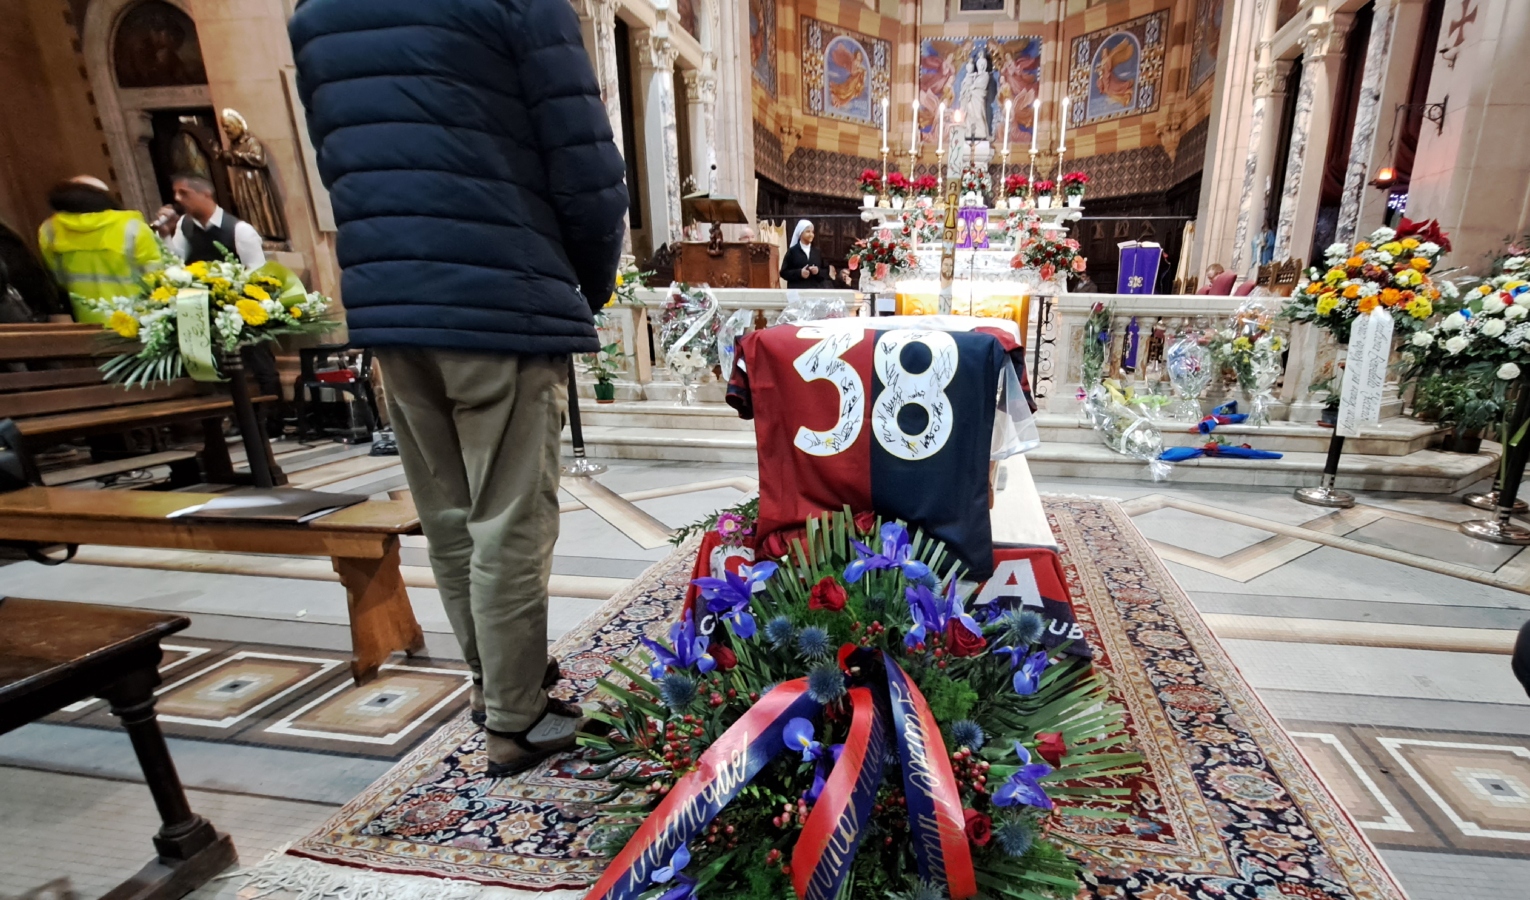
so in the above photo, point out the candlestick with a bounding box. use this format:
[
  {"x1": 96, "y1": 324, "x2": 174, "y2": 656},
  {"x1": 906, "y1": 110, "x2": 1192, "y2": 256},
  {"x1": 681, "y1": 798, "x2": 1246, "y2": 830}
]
[
  {"x1": 909, "y1": 100, "x2": 919, "y2": 156},
  {"x1": 1059, "y1": 97, "x2": 1069, "y2": 154},
  {"x1": 1002, "y1": 99, "x2": 1012, "y2": 155},
  {"x1": 1031, "y1": 98, "x2": 1040, "y2": 154},
  {"x1": 880, "y1": 97, "x2": 889, "y2": 153},
  {"x1": 937, "y1": 101, "x2": 946, "y2": 155}
]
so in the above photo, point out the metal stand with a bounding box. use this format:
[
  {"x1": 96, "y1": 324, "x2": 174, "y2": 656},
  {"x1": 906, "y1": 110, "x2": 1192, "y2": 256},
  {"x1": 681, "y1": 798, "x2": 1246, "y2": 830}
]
[
  {"x1": 562, "y1": 359, "x2": 606, "y2": 478},
  {"x1": 1463, "y1": 474, "x2": 1529, "y2": 513},
  {"x1": 1461, "y1": 377, "x2": 1530, "y2": 544},
  {"x1": 1294, "y1": 432, "x2": 1355, "y2": 508},
  {"x1": 223, "y1": 353, "x2": 276, "y2": 489}
]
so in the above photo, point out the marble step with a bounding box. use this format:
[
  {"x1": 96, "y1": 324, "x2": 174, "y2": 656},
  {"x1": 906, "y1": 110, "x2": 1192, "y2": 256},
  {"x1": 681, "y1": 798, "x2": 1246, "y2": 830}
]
[
  {"x1": 561, "y1": 425, "x2": 1496, "y2": 493},
  {"x1": 572, "y1": 401, "x2": 1444, "y2": 456}
]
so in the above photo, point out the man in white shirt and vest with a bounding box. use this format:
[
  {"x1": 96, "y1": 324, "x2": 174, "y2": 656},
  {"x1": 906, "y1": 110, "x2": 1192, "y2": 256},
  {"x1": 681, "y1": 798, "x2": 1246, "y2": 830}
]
[{"x1": 156, "y1": 174, "x2": 283, "y2": 434}]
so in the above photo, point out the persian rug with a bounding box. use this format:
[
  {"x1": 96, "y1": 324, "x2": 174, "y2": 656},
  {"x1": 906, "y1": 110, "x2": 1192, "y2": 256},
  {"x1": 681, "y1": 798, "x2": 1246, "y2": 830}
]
[{"x1": 243, "y1": 501, "x2": 1404, "y2": 900}]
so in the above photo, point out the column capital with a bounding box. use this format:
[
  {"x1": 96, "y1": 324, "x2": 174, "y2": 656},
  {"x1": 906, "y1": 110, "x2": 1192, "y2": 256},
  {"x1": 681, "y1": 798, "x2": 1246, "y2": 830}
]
[
  {"x1": 636, "y1": 28, "x2": 678, "y2": 73},
  {"x1": 681, "y1": 68, "x2": 717, "y2": 105},
  {"x1": 1252, "y1": 58, "x2": 1295, "y2": 98},
  {"x1": 1301, "y1": 12, "x2": 1354, "y2": 60}
]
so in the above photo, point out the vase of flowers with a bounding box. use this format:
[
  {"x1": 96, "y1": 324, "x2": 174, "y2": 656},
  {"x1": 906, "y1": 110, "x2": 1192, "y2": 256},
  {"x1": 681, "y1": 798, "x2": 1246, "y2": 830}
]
[
  {"x1": 960, "y1": 162, "x2": 991, "y2": 208},
  {"x1": 848, "y1": 227, "x2": 918, "y2": 290},
  {"x1": 1003, "y1": 174, "x2": 1028, "y2": 210},
  {"x1": 1285, "y1": 222, "x2": 1454, "y2": 344},
  {"x1": 859, "y1": 169, "x2": 882, "y2": 207},
  {"x1": 1010, "y1": 216, "x2": 1086, "y2": 289},
  {"x1": 1061, "y1": 172, "x2": 1088, "y2": 208},
  {"x1": 887, "y1": 172, "x2": 910, "y2": 210},
  {"x1": 1034, "y1": 179, "x2": 1055, "y2": 209},
  {"x1": 1206, "y1": 304, "x2": 1286, "y2": 426}
]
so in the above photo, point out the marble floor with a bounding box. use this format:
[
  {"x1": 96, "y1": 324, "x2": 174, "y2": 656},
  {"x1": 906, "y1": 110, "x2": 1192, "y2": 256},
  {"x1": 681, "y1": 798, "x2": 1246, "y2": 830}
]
[{"x1": 1, "y1": 439, "x2": 1528, "y2": 900}]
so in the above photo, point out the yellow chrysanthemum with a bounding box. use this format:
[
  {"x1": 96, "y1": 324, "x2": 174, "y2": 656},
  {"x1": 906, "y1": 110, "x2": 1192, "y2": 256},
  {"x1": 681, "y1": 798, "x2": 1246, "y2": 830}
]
[
  {"x1": 1316, "y1": 293, "x2": 1340, "y2": 316},
  {"x1": 1325, "y1": 268, "x2": 1346, "y2": 285},
  {"x1": 149, "y1": 285, "x2": 175, "y2": 303},
  {"x1": 1355, "y1": 241, "x2": 1371, "y2": 252},
  {"x1": 1401, "y1": 237, "x2": 1420, "y2": 249},
  {"x1": 291, "y1": 306, "x2": 303, "y2": 318},
  {"x1": 1410, "y1": 257, "x2": 1431, "y2": 271},
  {"x1": 185, "y1": 261, "x2": 210, "y2": 278},
  {"x1": 209, "y1": 277, "x2": 232, "y2": 291},
  {"x1": 236, "y1": 298, "x2": 269, "y2": 326},
  {"x1": 1233, "y1": 336, "x2": 1252, "y2": 351},
  {"x1": 615, "y1": 273, "x2": 625, "y2": 286},
  {"x1": 1407, "y1": 298, "x2": 1433, "y2": 319},
  {"x1": 1380, "y1": 241, "x2": 1404, "y2": 256},
  {"x1": 606, "y1": 292, "x2": 617, "y2": 307},
  {"x1": 243, "y1": 284, "x2": 271, "y2": 302},
  {"x1": 108, "y1": 310, "x2": 139, "y2": 339}
]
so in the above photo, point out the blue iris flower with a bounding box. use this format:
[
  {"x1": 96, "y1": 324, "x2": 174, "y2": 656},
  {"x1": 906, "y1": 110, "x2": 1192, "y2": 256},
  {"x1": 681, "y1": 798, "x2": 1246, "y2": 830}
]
[
  {"x1": 783, "y1": 716, "x2": 823, "y2": 763},
  {"x1": 991, "y1": 742, "x2": 1054, "y2": 811},
  {"x1": 995, "y1": 647, "x2": 1050, "y2": 696},
  {"x1": 692, "y1": 561, "x2": 776, "y2": 640},
  {"x1": 903, "y1": 579, "x2": 983, "y2": 650},
  {"x1": 805, "y1": 743, "x2": 845, "y2": 803},
  {"x1": 651, "y1": 843, "x2": 697, "y2": 900},
  {"x1": 844, "y1": 523, "x2": 932, "y2": 584},
  {"x1": 640, "y1": 609, "x2": 715, "y2": 679}
]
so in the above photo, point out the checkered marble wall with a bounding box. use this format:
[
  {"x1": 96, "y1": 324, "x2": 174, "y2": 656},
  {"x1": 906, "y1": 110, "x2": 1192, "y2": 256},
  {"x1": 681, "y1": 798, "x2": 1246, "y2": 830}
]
[{"x1": 756, "y1": 0, "x2": 1217, "y2": 201}]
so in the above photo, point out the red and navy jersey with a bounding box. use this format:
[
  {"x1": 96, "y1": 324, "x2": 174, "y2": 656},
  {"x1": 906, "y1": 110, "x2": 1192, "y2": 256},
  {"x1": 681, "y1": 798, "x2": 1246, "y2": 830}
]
[{"x1": 728, "y1": 322, "x2": 1010, "y2": 578}]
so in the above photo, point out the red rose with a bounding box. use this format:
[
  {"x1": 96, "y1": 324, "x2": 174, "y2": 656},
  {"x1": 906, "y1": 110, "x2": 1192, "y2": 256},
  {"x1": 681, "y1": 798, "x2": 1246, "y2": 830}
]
[
  {"x1": 945, "y1": 619, "x2": 987, "y2": 657},
  {"x1": 853, "y1": 511, "x2": 878, "y2": 533},
  {"x1": 1035, "y1": 731, "x2": 1066, "y2": 766},
  {"x1": 963, "y1": 808, "x2": 992, "y2": 847},
  {"x1": 809, "y1": 576, "x2": 848, "y2": 612},
  {"x1": 708, "y1": 643, "x2": 737, "y2": 671}
]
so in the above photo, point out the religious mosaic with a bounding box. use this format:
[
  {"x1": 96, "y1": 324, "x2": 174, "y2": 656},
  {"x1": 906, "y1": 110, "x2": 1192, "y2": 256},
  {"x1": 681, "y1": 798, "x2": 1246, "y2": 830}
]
[
  {"x1": 918, "y1": 37, "x2": 1044, "y2": 150},
  {"x1": 1068, "y1": 10, "x2": 1167, "y2": 126},
  {"x1": 800, "y1": 17, "x2": 890, "y2": 127},
  {"x1": 748, "y1": 0, "x2": 776, "y2": 96},
  {"x1": 113, "y1": 0, "x2": 207, "y2": 88},
  {"x1": 1189, "y1": 0, "x2": 1226, "y2": 91}
]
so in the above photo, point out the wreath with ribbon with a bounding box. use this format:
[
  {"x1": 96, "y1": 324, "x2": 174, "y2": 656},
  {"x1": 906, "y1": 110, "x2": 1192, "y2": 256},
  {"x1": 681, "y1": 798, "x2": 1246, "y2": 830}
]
[{"x1": 579, "y1": 510, "x2": 1140, "y2": 900}]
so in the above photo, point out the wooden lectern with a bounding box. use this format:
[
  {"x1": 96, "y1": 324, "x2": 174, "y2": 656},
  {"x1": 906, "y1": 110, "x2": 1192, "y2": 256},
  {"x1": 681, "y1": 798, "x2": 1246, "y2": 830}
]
[{"x1": 674, "y1": 193, "x2": 779, "y2": 289}]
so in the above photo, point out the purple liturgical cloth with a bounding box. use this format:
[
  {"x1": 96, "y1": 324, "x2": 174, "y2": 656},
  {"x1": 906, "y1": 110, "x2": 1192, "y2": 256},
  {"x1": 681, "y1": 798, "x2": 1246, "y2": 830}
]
[
  {"x1": 1117, "y1": 245, "x2": 1161, "y2": 294},
  {"x1": 1123, "y1": 317, "x2": 1140, "y2": 372},
  {"x1": 956, "y1": 207, "x2": 989, "y2": 249}
]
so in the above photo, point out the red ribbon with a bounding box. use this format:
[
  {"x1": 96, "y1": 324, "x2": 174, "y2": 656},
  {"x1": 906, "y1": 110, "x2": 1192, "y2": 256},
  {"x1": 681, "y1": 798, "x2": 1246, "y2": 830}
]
[{"x1": 792, "y1": 686, "x2": 887, "y2": 900}]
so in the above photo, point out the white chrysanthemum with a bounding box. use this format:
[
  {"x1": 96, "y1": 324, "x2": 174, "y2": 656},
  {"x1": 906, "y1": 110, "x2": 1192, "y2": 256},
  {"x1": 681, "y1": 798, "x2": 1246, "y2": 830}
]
[
  {"x1": 1499, "y1": 363, "x2": 1522, "y2": 381},
  {"x1": 1374, "y1": 251, "x2": 1394, "y2": 266},
  {"x1": 1483, "y1": 318, "x2": 1508, "y2": 338},
  {"x1": 1411, "y1": 331, "x2": 1434, "y2": 347},
  {"x1": 1507, "y1": 324, "x2": 1530, "y2": 347},
  {"x1": 1417, "y1": 241, "x2": 1441, "y2": 257},
  {"x1": 1444, "y1": 335, "x2": 1470, "y2": 354},
  {"x1": 1357, "y1": 281, "x2": 1381, "y2": 297},
  {"x1": 1324, "y1": 243, "x2": 1350, "y2": 264},
  {"x1": 1439, "y1": 280, "x2": 1461, "y2": 301},
  {"x1": 164, "y1": 266, "x2": 192, "y2": 287},
  {"x1": 1371, "y1": 227, "x2": 1397, "y2": 242}
]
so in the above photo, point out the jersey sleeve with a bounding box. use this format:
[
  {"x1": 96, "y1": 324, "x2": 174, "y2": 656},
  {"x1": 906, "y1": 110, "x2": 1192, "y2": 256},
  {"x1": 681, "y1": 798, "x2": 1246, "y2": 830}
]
[{"x1": 725, "y1": 334, "x2": 754, "y2": 420}]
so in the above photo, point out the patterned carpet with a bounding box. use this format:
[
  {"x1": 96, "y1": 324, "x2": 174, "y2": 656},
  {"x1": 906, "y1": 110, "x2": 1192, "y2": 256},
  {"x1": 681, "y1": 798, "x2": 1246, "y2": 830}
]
[{"x1": 248, "y1": 500, "x2": 1405, "y2": 900}]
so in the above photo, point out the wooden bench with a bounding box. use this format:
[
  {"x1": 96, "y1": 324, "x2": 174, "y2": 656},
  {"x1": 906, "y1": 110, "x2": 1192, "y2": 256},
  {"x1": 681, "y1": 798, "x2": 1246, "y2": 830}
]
[
  {"x1": 0, "y1": 597, "x2": 238, "y2": 898},
  {"x1": 0, "y1": 323, "x2": 285, "y2": 487},
  {"x1": 0, "y1": 486, "x2": 424, "y2": 683}
]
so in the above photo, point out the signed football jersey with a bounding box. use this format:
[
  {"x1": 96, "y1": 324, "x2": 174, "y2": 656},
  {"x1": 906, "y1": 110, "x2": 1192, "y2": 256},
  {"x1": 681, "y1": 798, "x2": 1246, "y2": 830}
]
[{"x1": 728, "y1": 319, "x2": 1031, "y2": 578}]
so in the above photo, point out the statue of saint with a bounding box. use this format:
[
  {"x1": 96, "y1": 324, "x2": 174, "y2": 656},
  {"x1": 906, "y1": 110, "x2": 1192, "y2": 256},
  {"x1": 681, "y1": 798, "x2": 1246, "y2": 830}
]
[
  {"x1": 218, "y1": 109, "x2": 287, "y2": 242},
  {"x1": 957, "y1": 50, "x2": 994, "y2": 143}
]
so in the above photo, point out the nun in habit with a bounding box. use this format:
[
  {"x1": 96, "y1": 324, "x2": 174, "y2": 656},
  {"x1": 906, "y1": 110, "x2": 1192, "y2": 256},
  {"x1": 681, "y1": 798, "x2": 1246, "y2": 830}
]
[{"x1": 780, "y1": 220, "x2": 830, "y2": 289}]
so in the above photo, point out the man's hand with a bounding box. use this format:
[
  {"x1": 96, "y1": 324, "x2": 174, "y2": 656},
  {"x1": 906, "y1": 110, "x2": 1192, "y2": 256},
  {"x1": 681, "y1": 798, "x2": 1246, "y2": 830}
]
[
  {"x1": 801, "y1": 266, "x2": 812, "y2": 279},
  {"x1": 809, "y1": 265, "x2": 819, "y2": 275},
  {"x1": 152, "y1": 205, "x2": 178, "y2": 237}
]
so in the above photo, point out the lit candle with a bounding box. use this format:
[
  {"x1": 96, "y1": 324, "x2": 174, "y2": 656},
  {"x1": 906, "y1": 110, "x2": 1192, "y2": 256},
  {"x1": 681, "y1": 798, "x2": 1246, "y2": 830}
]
[
  {"x1": 1031, "y1": 99, "x2": 1040, "y2": 154},
  {"x1": 1002, "y1": 99, "x2": 1013, "y2": 154},
  {"x1": 1059, "y1": 97, "x2": 1069, "y2": 153},
  {"x1": 909, "y1": 100, "x2": 919, "y2": 155},
  {"x1": 937, "y1": 101, "x2": 947, "y2": 154},
  {"x1": 880, "y1": 97, "x2": 889, "y2": 153}
]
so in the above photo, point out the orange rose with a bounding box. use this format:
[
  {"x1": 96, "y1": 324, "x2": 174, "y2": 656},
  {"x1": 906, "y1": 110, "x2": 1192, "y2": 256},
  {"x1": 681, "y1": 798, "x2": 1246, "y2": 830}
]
[
  {"x1": 1357, "y1": 295, "x2": 1379, "y2": 314},
  {"x1": 1410, "y1": 257, "x2": 1431, "y2": 271},
  {"x1": 1380, "y1": 288, "x2": 1401, "y2": 306},
  {"x1": 1346, "y1": 256, "x2": 1364, "y2": 269},
  {"x1": 1343, "y1": 284, "x2": 1361, "y2": 299}
]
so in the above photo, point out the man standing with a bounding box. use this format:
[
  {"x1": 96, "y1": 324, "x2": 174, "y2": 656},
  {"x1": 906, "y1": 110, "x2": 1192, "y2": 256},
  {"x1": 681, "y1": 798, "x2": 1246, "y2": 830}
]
[
  {"x1": 290, "y1": 0, "x2": 628, "y2": 775},
  {"x1": 157, "y1": 175, "x2": 265, "y2": 269},
  {"x1": 37, "y1": 176, "x2": 162, "y2": 323}
]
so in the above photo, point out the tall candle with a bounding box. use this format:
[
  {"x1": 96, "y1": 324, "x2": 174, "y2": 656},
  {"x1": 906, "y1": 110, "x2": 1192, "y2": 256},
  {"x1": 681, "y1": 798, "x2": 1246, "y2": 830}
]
[
  {"x1": 1031, "y1": 99, "x2": 1040, "y2": 153},
  {"x1": 1059, "y1": 97, "x2": 1069, "y2": 153},
  {"x1": 909, "y1": 100, "x2": 919, "y2": 155},
  {"x1": 1002, "y1": 99, "x2": 1013, "y2": 154},
  {"x1": 880, "y1": 97, "x2": 889, "y2": 152},
  {"x1": 937, "y1": 101, "x2": 947, "y2": 154}
]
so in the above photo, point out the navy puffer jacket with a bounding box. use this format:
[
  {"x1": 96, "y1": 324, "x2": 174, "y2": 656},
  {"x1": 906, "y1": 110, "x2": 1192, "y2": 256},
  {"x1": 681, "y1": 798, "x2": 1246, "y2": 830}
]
[{"x1": 289, "y1": 0, "x2": 628, "y2": 354}]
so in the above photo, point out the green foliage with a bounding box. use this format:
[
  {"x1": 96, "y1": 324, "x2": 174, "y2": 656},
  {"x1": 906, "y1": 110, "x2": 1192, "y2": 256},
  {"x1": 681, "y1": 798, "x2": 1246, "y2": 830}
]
[
  {"x1": 920, "y1": 669, "x2": 979, "y2": 724},
  {"x1": 670, "y1": 495, "x2": 760, "y2": 546},
  {"x1": 1410, "y1": 365, "x2": 1507, "y2": 434}
]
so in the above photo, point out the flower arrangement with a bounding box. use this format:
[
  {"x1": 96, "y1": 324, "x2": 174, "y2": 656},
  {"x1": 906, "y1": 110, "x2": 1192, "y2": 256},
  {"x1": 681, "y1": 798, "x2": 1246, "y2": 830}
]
[
  {"x1": 1403, "y1": 282, "x2": 1530, "y2": 381},
  {"x1": 847, "y1": 227, "x2": 918, "y2": 283},
  {"x1": 1033, "y1": 179, "x2": 1056, "y2": 197},
  {"x1": 582, "y1": 510, "x2": 1139, "y2": 900},
  {"x1": 1009, "y1": 217, "x2": 1086, "y2": 282},
  {"x1": 1003, "y1": 174, "x2": 1029, "y2": 196},
  {"x1": 1060, "y1": 172, "x2": 1089, "y2": 197},
  {"x1": 660, "y1": 283, "x2": 722, "y2": 374},
  {"x1": 1284, "y1": 223, "x2": 1455, "y2": 343},
  {"x1": 898, "y1": 205, "x2": 943, "y2": 246},
  {"x1": 89, "y1": 253, "x2": 333, "y2": 386},
  {"x1": 1206, "y1": 314, "x2": 1285, "y2": 426},
  {"x1": 960, "y1": 162, "x2": 992, "y2": 199},
  {"x1": 859, "y1": 169, "x2": 884, "y2": 195},
  {"x1": 886, "y1": 172, "x2": 911, "y2": 200},
  {"x1": 611, "y1": 262, "x2": 653, "y2": 308},
  {"x1": 1081, "y1": 301, "x2": 1112, "y2": 390},
  {"x1": 912, "y1": 174, "x2": 941, "y2": 199}
]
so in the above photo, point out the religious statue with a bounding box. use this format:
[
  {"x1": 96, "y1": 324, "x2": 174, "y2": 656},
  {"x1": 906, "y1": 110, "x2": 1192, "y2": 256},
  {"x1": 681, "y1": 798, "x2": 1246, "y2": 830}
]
[
  {"x1": 218, "y1": 109, "x2": 287, "y2": 241},
  {"x1": 957, "y1": 50, "x2": 994, "y2": 143}
]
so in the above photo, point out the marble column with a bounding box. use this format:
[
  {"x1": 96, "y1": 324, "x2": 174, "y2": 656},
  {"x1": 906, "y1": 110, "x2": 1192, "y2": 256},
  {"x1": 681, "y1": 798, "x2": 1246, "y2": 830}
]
[
  {"x1": 1232, "y1": 59, "x2": 1293, "y2": 274},
  {"x1": 636, "y1": 29, "x2": 683, "y2": 249},
  {"x1": 711, "y1": 0, "x2": 756, "y2": 227},
  {"x1": 1335, "y1": 1, "x2": 1398, "y2": 245},
  {"x1": 1193, "y1": 0, "x2": 1266, "y2": 275},
  {"x1": 1350, "y1": 0, "x2": 1429, "y2": 239},
  {"x1": 588, "y1": 0, "x2": 625, "y2": 155},
  {"x1": 1272, "y1": 13, "x2": 1352, "y2": 264},
  {"x1": 682, "y1": 68, "x2": 717, "y2": 193}
]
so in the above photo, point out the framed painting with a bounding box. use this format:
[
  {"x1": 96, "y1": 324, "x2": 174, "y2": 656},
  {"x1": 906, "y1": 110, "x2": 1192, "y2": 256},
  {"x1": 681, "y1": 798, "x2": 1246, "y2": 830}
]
[
  {"x1": 1068, "y1": 11, "x2": 1167, "y2": 126},
  {"x1": 801, "y1": 17, "x2": 890, "y2": 126}
]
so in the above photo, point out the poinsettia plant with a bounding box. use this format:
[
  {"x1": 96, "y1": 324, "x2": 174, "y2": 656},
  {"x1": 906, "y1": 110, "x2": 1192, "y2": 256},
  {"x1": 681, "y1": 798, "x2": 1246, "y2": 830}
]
[
  {"x1": 912, "y1": 174, "x2": 941, "y2": 198},
  {"x1": 1004, "y1": 174, "x2": 1029, "y2": 195},
  {"x1": 1060, "y1": 172, "x2": 1089, "y2": 196},
  {"x1": 580, "y1": 510, "x2": 1140, "y2": 900},
  {"x1": 859, "y1": 169, "x2": 884, "y2": 194},
  {"x1": 886, "y1": 172, "x2": 911, "y2": 199},
  {"x1": 847, "y1": 227, "x2": 918, "y2": 283},
  {"x1": 1033, "y1": 179, "x2": 1056, "y2": 196}
]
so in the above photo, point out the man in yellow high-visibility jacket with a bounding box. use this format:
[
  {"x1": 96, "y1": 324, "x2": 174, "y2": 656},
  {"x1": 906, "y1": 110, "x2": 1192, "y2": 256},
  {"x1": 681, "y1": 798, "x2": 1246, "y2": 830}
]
[{"x1": 36, "y1": 176, "x2": 162, "y2": 323}]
